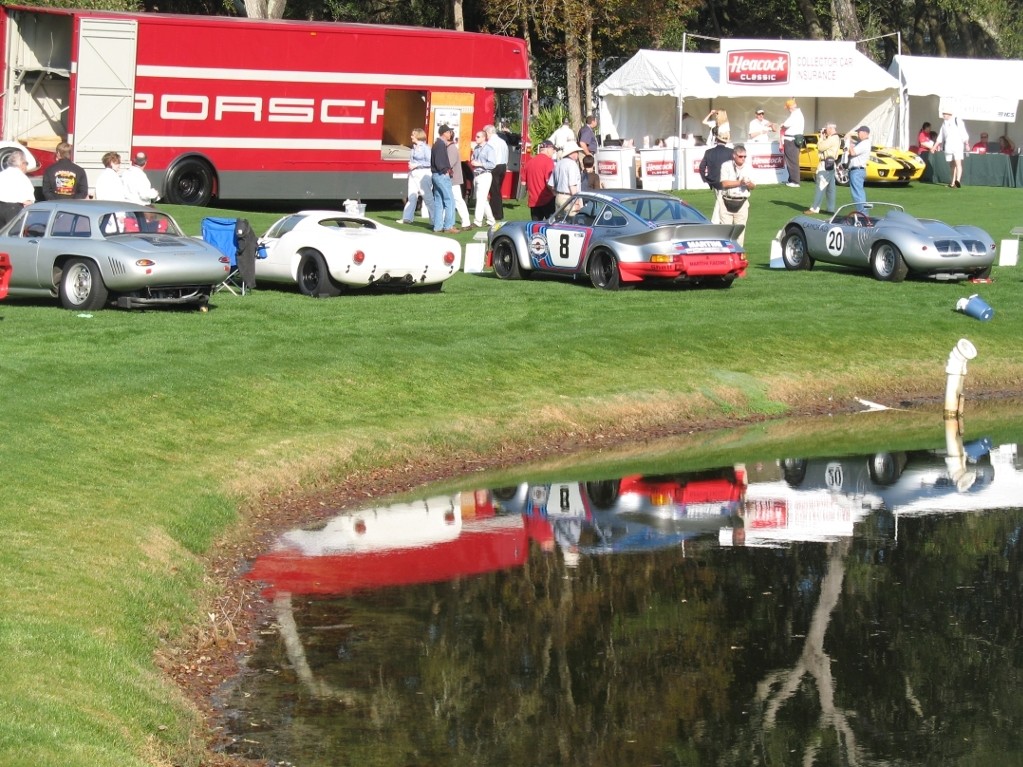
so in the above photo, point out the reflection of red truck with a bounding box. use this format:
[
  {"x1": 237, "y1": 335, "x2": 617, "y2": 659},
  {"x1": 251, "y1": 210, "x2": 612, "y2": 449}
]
[{"x1": 0, "y1": 5, "x2": 531, "y2": 205}]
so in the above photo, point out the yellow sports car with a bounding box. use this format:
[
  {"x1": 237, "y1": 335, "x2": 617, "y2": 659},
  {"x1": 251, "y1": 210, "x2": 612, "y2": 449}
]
[{"x1": 799, "y1": 133, "x2": 925, "y2": 185}]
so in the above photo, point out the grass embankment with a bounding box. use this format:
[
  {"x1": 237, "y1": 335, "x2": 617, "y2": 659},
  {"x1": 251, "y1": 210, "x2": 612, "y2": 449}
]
[{"x1": 1, "y1": 181, "x2": 1021, "y2": 766}]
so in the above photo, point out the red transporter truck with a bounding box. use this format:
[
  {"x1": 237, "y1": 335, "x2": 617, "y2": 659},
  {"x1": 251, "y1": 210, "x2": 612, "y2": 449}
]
[{"x1": 0, "y1": 6, "x2": 531, "y2": 205}]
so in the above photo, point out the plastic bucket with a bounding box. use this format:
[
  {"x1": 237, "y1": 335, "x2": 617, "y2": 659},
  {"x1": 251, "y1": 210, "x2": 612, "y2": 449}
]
[{"x1": 956, "y1": 294, "x2": 994, "y2": 321}]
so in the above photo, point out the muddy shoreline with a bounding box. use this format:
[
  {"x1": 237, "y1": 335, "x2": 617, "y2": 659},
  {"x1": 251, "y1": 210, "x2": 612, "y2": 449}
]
[{"x1": 168, "y1": 390, "x2": 1015, "y2": 765}]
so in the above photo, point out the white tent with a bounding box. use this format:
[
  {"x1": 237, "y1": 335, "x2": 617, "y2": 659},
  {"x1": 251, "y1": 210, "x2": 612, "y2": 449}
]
[
  {"x1": 889, "y1": 55, "x2": 1023, "y2": 149},
  {"x1": 597, "y1": 46, "x2": 901, "y2": 147}
]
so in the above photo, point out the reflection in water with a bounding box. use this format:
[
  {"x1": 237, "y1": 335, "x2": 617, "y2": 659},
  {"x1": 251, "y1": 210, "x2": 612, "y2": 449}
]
[{"x1": 223, "y1": 427, "x2": 1023, "y2": 766}]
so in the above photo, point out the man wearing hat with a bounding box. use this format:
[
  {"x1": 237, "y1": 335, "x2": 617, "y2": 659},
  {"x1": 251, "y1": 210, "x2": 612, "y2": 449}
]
[
  {"x1": 778, "y1": 98, "x2": 805, "y2": 187},
  {"x1": 42, "y1": 142, "x2": 88, "y2": 200},
  {"x1": 552, "y1": 141, "x2": 583, "y2": 211},
  {"x1": 430, "y1": 124, "x2": 459, "y2": 233},
  {"x1": 845, "y1": 124, "x2": 872, "y2": 211},
  {"x1": 747, "y1": 109, "x2": 774, "y2": 143},
  {"x1": 935, "y1": 109, "x2": 969, "y2": 188},
  {"x1": 122, "y1": 151, "x2": 160, "y2": 206},
  {"x1": 523, "y1": 140, "x2": 557, "y2": 220}
]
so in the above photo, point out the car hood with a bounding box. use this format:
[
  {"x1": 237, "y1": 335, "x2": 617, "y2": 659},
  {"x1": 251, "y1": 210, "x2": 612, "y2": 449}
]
[{"x1": 616, "y1": 223, "x2": 745, "y2": 249}]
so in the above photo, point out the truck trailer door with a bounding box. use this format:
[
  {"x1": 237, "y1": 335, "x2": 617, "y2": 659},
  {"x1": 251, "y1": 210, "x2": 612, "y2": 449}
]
[{"x1": 71, "y1": 18, "x2": 137, "y2": 169}]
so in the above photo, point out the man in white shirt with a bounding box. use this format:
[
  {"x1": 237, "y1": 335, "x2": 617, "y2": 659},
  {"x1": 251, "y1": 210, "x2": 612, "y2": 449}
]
[
  {"x1": 747, "y1": 108, "x2": 774, "y2": 143},
  {"x1": 779, "y1": 99, "x2": 805, "y2": 187},
  {"x1": 552, "y1": 141, "x2": 583, "y2": 211},
  {"x1": 549, "y1": 119, "x2": 577, "y2": 156},
  {"x1": 122, "y1": 152, "x2": 160, "y2": 206},
  {"x1": 485, "y1": 124, "x2": 509, "y2": 220},
  {"x1": 716, "y1": 144, "x2": 755, "y2": 246},
  {"x1": 0, "y1": 152, "x2": 35, "y2": 226},
  {"x1": 935, "y1": 110, "x2": 970, "y2": 188}
]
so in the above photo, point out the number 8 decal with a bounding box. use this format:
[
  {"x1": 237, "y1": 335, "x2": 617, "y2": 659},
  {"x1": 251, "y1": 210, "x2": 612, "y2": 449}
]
[
  {"x1": 559, "y1": 234, "x2": 570, "y2": 260},
  {"x1": 826, "y1": 226, "x2": 844, "y2": 257}
]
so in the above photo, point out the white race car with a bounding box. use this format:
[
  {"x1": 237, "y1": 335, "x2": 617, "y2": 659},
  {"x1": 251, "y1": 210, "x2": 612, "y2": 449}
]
[{"x1": 256, "y1": 210, "x2": 461, "y2": 296}]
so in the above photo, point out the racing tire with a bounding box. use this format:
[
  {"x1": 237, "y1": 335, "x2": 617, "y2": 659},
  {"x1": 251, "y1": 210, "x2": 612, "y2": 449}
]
[
  {"x1": 297, "y1": 250, "x2": 343, "y2": 297},
  {"x1": 164, "y1": 157, "x2": 216, "y2": 206},
  {"x1": 588, "y1": 249, "x2": 621, "y2": 290},
  {"x1": 585, "y1": 479, "x2": 621, "y2": 510},
  {"x1": 781, "y1": 228, "x2": 812, "y2": 271},
  {"x1": 868, "y1": 452, "x2": 907, "y2": 486},
  {"x1": 59, "y1": 258, "x2": 109, "y2": 311},
  {"x1": 871, "y1": 241, "x2": 909, "y2": 282},
  {"x1": 781, "y1": 458, "x2": 808, "y2": 487},
  {"x1": 491, "y1": 238, "x2": 521, "y2": 280},
  {"x1": 835, "y1": 165, "x2": 850, "y2": 186}
]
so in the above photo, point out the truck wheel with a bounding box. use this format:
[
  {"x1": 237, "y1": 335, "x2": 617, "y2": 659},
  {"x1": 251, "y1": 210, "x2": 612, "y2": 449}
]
[
  {"x1": 297, "y1": 250, "x2": 342, "y2": 297},
  {"x1": 60, "y1": 258, "x2": 109, "y2": 310},
  {"x1": 165, "y1": 158, "x2": 215, "y2": 206}
]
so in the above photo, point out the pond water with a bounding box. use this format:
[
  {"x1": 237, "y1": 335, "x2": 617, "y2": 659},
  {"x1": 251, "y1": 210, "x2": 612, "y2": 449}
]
[{"x1": 220, "y1": 417, "x2": 1023, "y2": 766}]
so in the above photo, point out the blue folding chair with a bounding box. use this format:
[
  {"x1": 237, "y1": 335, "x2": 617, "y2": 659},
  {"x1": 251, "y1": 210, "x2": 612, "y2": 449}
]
[{"x1": 201, "y1": 217, "x2": 243, "y2": 295}]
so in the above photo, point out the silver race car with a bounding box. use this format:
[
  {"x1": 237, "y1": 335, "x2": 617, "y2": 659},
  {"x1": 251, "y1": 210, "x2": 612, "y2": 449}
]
[
  {"x1": 780, "y1": 202, "x2": 995, "y2": 282},
  {"x1": 489, "y1": 189, "x2": 747, "y2": 290},
  {"x1": 1, "y1": 200, "x2": 229, "y2": 309}
]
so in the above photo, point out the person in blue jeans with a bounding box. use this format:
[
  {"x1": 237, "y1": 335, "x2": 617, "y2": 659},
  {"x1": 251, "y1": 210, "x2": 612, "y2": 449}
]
[
  {"x1": 846, "y1": 124, "x2": 871, "y2": 212},
  {"x1": 430, "y1": 124, "x2": 458, "y2": 233}
]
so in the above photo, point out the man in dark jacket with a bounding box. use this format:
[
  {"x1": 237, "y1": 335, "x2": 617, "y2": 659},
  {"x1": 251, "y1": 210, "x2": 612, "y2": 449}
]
[
  {"x1": 42, "y1": 142, "x2": 89, "y2": 200},
  {"x1": 698, "y1": 132, "x2": 735, "y2": 223}
]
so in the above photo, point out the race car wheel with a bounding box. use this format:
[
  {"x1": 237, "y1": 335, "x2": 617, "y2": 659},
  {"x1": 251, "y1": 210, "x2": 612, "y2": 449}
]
[
  {"x1": 588, "y1": 249, "x2": 621, "y2": 290},
  {"x1": 492, "y1": 238, "x2": 521, "y2": 280},
  {"x1": 297, "y1": 250, "x2": 343, "y2": 297},
  {"x1": 781, "y1": 228, "x2": 812, "y2": 270},
  {"x1": 868, "y1": 452, "x2": 906, "y2": 485},
  {"x1": 59, "y1": 258, "x2": 109, "y2": 310},
  {"x1": 835, "y1": 165, "x2": 850, "y2": 186},
  {"x1": 871, "y1": 242, "x2": 908, "y2": 282},
  {"x1": 781, "y1": 458, "x2": 808, "y2": 487}
]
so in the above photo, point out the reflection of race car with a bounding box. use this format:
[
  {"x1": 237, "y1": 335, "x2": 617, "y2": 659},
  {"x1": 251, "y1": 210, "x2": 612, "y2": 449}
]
[
  {"x1": 488, "y1": 189, "x2": 747, "y2": 290},
  {"x1": 780, "y1": 202, "x2": 996, "y2": 282},
  {"x1": 798, "y1": 132, "x2": 925, "y2": 185},
  {"x1": 492, "y1": 470, "x2": 746, "y2": 558},
  {"x1": 245, "y1": 491, "x2": 533, "y2": 597}
]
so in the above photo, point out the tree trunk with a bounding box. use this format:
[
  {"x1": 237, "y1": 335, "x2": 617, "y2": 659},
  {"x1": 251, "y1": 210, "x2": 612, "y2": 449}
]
[
  {"x1": 453, "y1": 0, "x2": 464, "y2": 31},
  {"x1": 242, "y1": 0, "x2": 285, "y2": 19},
  {"x1": 830, "y1": 0, "x2": 862, "y2": 41},
  {"x1": 797, "y1": 0, "x2": 825, "y2": 39},
  {"x1": 564, "y1": 11, "x2": 583, "y2": 130}
]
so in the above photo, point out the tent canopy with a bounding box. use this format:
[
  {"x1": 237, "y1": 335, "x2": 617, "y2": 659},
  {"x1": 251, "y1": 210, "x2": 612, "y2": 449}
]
[
  {"x1": 597, "y1": 47, "x2": 901, "y2": 147},
  {"x1": 889, "y1": 54, "x2": 1023, "y2": 148}
]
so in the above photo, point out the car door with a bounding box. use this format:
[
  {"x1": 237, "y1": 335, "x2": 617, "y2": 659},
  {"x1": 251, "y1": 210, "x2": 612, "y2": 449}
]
[
  {"x1": 818, "y1": 213, "x2": 872, "y2": 267},
  {"x1": 3, "y1": 208, "x2": 52, "y2": 289},
  {"x1": 533, "y1": 195, "x2": 601, "y2": 272}
]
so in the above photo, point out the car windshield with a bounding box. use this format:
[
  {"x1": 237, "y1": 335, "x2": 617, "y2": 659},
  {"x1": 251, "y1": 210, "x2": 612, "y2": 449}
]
[
  {"x1": 99, "y1": 211, "x2": 182, "y2": 237},
  {"x1": 832, "y1": 203, "x2": 904, "y2": 224},
  {"x1": 618, "y1": 196, "x2": 708, "y2": 225}
]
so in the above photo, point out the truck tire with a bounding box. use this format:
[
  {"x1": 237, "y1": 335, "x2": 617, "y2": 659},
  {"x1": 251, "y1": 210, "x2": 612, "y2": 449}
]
[{"x1": 164, "y1": 158, "x2": 215, "y2": 206}]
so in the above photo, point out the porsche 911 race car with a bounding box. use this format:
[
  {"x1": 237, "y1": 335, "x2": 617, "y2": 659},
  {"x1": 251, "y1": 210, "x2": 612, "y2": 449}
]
[
  {"x1": 799, "y1": 133, "x2": 925, "y2": 185},
  {"x1": 488, "y1": 190, "x2": 747, "y2": 290},
  {"x1": 779, "y1": 202, "x2": 995, "y2": 282}
]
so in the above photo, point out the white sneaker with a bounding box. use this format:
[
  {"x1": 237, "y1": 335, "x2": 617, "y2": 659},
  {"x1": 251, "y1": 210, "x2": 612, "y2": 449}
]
[{"x1": 786, "y1": 182, "x2": 800, "y2": 188}]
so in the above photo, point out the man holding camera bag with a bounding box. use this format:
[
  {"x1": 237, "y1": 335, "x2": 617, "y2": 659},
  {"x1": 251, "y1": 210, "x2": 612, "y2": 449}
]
[
  {"x1": 806, "y1": 122, "x2": 840, "y2": 215},
  {"x1": 779, "y1": 98, "x2": 805, "y2": 187}
]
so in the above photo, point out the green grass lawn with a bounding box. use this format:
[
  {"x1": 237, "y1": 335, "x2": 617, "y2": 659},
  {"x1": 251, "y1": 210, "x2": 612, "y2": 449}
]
[{"x1": 1, "y1": 180, "x2": 1021, "y2": 766}]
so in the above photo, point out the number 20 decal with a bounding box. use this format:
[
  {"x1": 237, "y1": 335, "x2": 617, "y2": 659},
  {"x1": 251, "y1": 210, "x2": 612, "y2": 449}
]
[{"x1": 826, "y1": 227, "x2": 844, "y2": 257}]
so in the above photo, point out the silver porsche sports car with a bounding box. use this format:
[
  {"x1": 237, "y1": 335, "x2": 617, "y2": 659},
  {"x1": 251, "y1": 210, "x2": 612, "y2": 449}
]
[
  {"x1": 1, "y1": 200, "x2": 229, "y2": 309},
  {"x1": 779, "y1": 202, "x2": 995, "y2": 282},
  {"x1": 489, "y1": 189, "x2": 747, "y2": 290}
]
